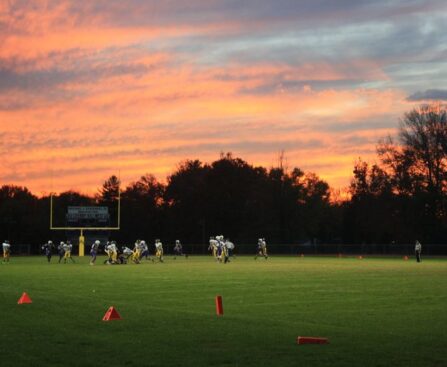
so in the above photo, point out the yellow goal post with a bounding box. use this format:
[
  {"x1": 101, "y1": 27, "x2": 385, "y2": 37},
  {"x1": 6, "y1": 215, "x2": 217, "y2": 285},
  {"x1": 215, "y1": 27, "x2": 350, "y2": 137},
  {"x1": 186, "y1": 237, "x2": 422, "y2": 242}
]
[{"x1": 49, "y1": 190, "x2": 121, "y2": 256}]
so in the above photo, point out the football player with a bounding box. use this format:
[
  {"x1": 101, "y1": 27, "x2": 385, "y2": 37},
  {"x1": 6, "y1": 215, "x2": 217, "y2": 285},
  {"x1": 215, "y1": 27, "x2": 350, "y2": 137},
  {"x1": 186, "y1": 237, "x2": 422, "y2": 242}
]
[
  {"x1": 42, "y1": 240, "x2": 54, "y2": 263},
  {"x1": 255, "y1": 238, "x2": 268, "y2": 260},
  {"x1": 63, "y1": 241, "x2": 75, "y2": 263},
  {"x1": 109, "y1": 241, "x2": 118, "y2": 263},
  {"x1": 58, "y1": 241, "x2": 65, "y2": 263},
  {"x1": 225, "y1": 239, "x2": 235, "y2": 259},
  {"x1": 90, "y1": 240, "x2": 100, "y2": 265},
  {"x1": 173, "y1": 240, "x2": 184, "y2": 259},
  {"x1": 208, "y1": 237, "x2": 218, "y2": 259},
  {"x1": 132, "y1": 240, "x2": 142, "y2": 264},
  {"x1": 2, "y1": 240, "x2": 11, "y2": 263},
  {"x1": 154, "y1": 239, "x2": 164, "y2": 263},
  {"x1": 140, "y1": 240, "x2": 149, "y2": 260},
  {"x1": 122, "y1": 246, "x2": 134, "y2": 261}
]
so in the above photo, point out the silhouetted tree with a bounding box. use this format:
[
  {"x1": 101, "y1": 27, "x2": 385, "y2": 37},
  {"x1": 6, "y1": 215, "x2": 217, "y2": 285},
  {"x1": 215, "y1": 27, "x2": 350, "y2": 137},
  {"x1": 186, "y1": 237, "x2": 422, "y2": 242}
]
[
  {"x1": 164, "y1": 160, "x2": 210, "y2": 243},
  {"x1": 376, "y1": 104, "x2": 447, "y2": 241},
  {"x1": 121, "y1": 174, "x2": 165, "y2": 243},
  {"x1": 0, "y1": 185, "x2": 38, "y2": 245},
  {"x1": 344, "y1": 160, "x2": 396, "y2": 243},
  {"x1": 98, "y1": 175, "x2": 120, "y2": 203}
]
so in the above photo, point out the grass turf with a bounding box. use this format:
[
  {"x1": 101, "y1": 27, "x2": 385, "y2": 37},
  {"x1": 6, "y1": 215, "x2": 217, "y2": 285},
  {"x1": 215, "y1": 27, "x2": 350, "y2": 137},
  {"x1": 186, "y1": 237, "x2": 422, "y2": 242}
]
[{"x1": 1, "y1": 255, "x2": 446, "y2": 367}]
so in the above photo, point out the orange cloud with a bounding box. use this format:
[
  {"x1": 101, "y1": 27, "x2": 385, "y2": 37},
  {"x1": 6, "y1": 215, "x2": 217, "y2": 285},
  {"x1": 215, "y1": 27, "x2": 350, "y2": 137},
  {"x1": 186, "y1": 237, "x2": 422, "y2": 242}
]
[
  {"x1": 0, "y1": 67, "x2": 407, "y2": 195},
  {"x1": 1, "y1": 1, "x2": 429, "y2": 195}
]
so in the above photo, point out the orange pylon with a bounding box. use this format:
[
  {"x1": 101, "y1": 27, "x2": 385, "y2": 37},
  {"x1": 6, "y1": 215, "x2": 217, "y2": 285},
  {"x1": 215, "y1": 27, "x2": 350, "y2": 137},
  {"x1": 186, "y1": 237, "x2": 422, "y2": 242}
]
[
  {"x1": 102, "y1": 306, "x2": 121, "y2": 321},
  {"x1": 17, "y1": 292, "x2": 32, "y2": 304},
  {"x1": 215, "y1": 295, "x2": 224, "y2": 316},
  {"x1": 297, "y1": 336, "x2": 329, "y2": 344}
]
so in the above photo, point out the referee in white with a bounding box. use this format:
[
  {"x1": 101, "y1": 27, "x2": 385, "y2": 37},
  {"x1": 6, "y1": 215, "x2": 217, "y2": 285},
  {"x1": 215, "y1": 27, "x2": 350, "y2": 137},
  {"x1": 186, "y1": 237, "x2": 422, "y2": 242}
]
[{"x1": 415, "y1": 240, "x2": 422, "y2": 263}]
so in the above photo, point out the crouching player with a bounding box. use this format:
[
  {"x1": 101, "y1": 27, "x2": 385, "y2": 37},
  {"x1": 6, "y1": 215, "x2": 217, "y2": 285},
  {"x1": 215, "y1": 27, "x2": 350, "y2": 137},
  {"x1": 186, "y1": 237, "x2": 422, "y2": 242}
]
[
  {"x1": 104, "y1": 241, "x2": 118, "y2": 264},
  {"x1": 154, "y1": 239, "x2": 164, "y2": 263},
  {"x1": 117, "y1": 251, "x2": 127, "y2": 264},
  {"x1": 122, "y1": 246, "x2": 133, "y2": 262},
  {"x1": 90, "y1": 240, "x2": 100, "y2": 265},
  {"x1": 42, "y1": 240, "x2": 54, "y2": 263},
  {"x1": 2, "y1": 240, "x2": 11, "y2": 263}
]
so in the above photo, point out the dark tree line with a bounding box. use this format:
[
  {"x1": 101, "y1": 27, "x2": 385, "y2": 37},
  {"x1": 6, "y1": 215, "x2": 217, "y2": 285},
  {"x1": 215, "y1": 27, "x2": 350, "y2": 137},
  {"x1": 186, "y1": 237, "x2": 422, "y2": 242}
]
[
  {"x1": 345, "y1": 104, "x2": 447, "y2": 244},
  {"x1": 0, "y1": 153, "x2": 333, "y2": 249},
  {"x1": 1, "y1": 104, "x2": 447, "y2": 250}
]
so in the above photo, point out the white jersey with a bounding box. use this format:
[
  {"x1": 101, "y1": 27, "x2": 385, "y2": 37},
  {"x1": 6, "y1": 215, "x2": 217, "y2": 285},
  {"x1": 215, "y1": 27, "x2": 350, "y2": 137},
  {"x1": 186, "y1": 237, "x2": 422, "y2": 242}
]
[
  {"x1": 415, "y1": 242, "x2": 422, "y2": 252},
  {"x1": 155, "y1": 241, "x2": 163, "y2": 250},
  {"x1": 108, "y1": 243, "x2": 118, "y2": 252},
  {"x1": 209, "y1": 239, "x2": 218, "y2": 249},
  {"x1": 122, "y1": 247, "x2": 133, "y2": 256},
  {"x1": 2, "y1": 242, "x2": 11, "y2": 251},
  {"x1": 63, "y1": 244, "x2": 71, "y2": 252},
  {"x1": 225, "y1": 241, "x2": 235, "y2": 250}
]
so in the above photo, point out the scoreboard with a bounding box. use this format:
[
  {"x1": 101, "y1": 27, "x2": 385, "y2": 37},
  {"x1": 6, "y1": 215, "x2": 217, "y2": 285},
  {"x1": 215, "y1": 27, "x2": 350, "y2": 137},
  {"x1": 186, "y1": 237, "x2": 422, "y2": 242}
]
[{"x1": 66, "y1": 206, "x2": 110, "y2": 227}]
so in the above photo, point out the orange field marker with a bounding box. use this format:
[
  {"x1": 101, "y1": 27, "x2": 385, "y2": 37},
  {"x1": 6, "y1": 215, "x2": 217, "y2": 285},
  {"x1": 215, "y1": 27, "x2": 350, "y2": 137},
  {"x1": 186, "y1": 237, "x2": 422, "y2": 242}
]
[
  {"x1": 215, "y1": 295, "x2": 224, "y2": 316},
  {"x1": 297, "y1": 336, "x2": 329, "y2": 345},
  {"x1": 102, "y1": 306, "x2": 121, "y2": 321},
  {"x1": 17, "y1": 292, "x2": 32, "y2": 304}
]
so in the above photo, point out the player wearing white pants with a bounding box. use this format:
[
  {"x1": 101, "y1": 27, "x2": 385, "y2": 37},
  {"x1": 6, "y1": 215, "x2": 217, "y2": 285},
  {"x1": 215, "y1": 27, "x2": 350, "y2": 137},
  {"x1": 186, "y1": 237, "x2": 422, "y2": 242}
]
[
  {"x1": 208, "y1": 237, "x2": 218, "y2": 260},
  {"x1": 255, "y1": 238, "x2": 268, "y2": 260}
]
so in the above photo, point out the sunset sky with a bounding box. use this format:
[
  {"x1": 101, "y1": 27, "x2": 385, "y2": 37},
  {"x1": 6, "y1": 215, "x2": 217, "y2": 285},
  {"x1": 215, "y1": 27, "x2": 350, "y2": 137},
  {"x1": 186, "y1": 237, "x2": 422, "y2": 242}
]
[{"x1": 1, "y1": 0, "x2": 447, "y2": 195}]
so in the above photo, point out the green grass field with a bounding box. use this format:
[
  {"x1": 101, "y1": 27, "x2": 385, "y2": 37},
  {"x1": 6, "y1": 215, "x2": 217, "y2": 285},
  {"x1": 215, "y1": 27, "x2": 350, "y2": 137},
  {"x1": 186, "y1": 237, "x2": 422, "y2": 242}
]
[{"x1": 1, "y1": 255, "x2": 446, "y2": 367}]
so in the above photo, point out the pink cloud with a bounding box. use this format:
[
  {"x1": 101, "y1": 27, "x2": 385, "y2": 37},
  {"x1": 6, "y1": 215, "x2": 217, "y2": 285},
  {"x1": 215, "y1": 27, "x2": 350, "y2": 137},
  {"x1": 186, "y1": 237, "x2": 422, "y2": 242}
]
[{"x1": 0, "y1": 1, "x2": 434, "y2": 195}]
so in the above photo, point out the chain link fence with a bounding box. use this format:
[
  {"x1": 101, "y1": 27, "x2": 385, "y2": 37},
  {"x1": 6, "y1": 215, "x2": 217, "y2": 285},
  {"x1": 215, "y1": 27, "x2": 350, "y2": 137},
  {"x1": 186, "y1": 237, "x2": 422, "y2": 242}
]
[
  {"x1": 169, "y1": 243, "x2": 447, "y2": 256},
  {"x1": 7, "y1": 242, "x2": 447, "y2": 256}
]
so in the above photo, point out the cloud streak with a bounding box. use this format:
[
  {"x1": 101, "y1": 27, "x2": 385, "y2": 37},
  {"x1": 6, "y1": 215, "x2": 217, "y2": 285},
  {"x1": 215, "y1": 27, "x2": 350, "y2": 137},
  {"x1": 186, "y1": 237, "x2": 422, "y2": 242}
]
[
  {"x1": 407, "y1": 89, "x2": 447, "y2": 101},
  {"x1": 0, "y1": 0, "x2": 445, "y2": 194}
]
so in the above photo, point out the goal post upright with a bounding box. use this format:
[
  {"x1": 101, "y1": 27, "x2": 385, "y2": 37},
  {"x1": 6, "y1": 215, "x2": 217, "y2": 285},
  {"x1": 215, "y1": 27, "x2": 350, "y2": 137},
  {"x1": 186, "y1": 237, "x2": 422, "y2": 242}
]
[{"x1": 49, "y1": 190, "x2": 121, "y2": 256}]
